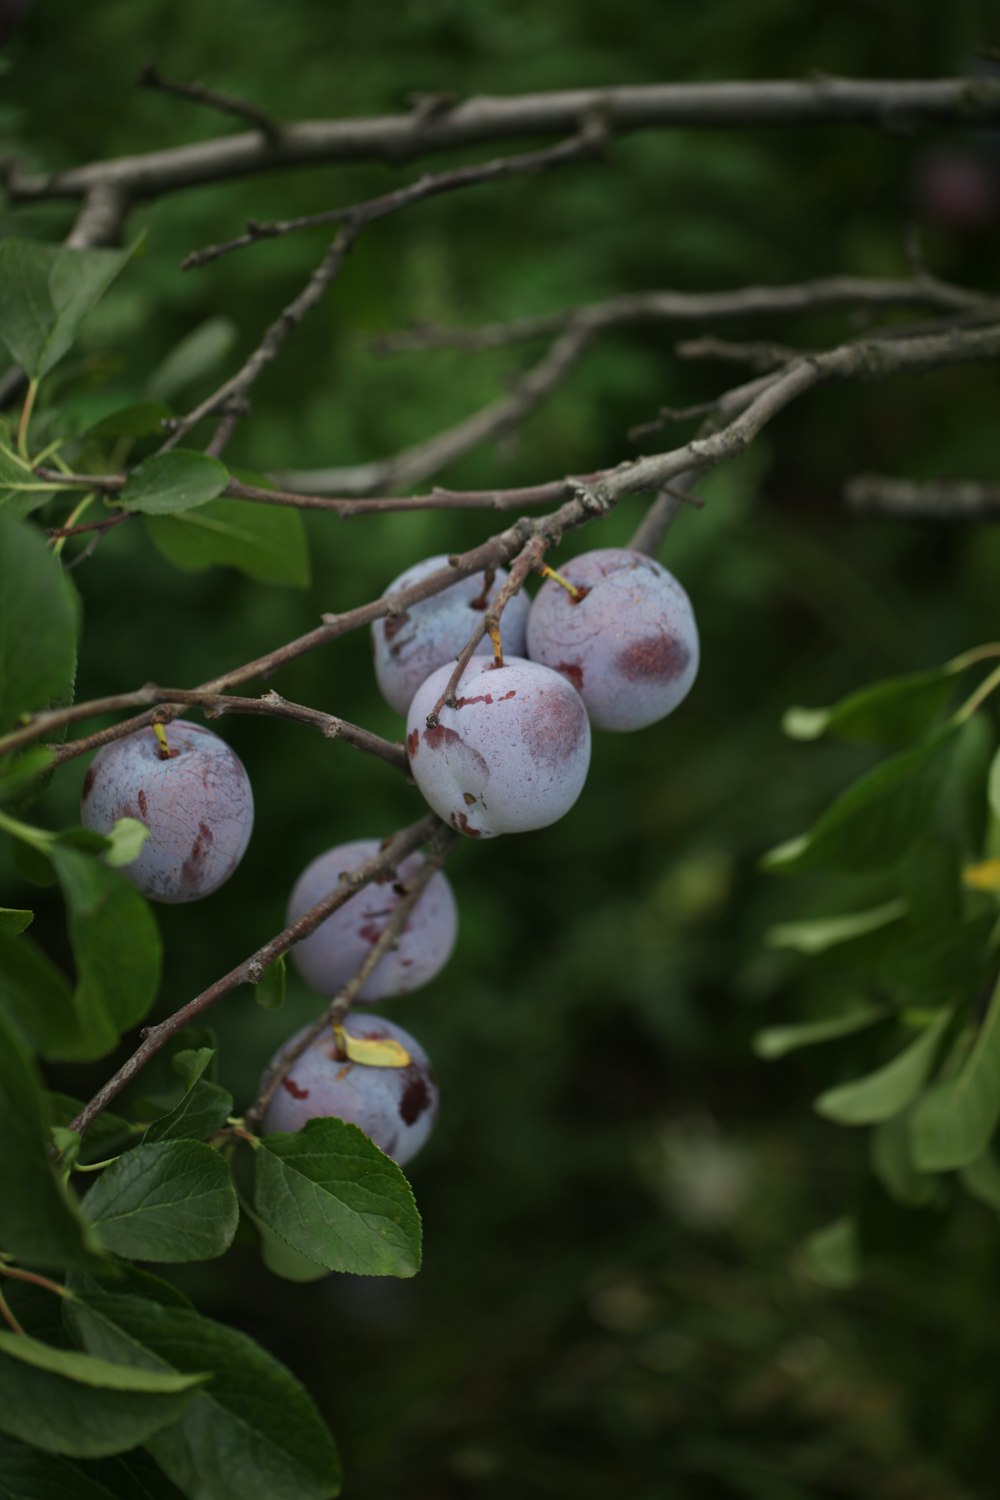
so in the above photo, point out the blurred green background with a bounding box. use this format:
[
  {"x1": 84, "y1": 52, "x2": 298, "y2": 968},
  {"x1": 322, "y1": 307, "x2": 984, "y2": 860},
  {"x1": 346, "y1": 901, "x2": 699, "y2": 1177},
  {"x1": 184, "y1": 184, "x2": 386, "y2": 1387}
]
[{"x1": 3, "y1": 2, "x2": 1000, "y2": 1495}]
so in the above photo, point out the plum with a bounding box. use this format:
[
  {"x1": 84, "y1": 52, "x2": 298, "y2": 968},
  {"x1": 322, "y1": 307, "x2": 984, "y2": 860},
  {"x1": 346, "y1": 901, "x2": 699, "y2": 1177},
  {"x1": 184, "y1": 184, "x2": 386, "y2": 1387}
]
[
  {"x1": 80, "y1": 719, "x2": 254, "y2": 903},
  {"x1": 287, "y1": 838, "x2": 457, "y2": 1000},
  {"x1": 261, "y1": 1013, "x2": 438, "y2": 1165},
  {"x1": 526, "y1": 548, "x2": 699, "y2": 731},
  {"x1": 372, "y1": 553, "x2": 530, "y2": 715},
  {"x1": 406, "y1": 655, "x2": 591, "y2": 837}
]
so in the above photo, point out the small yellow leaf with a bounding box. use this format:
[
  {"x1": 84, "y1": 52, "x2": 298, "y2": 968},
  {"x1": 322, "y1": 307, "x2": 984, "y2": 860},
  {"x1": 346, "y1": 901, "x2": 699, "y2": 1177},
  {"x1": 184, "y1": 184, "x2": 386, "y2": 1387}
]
[
  {"x1": 962, "y1": 858, "x2": 1000, "y2": 892},
  {"x1": 332, "y1": 1024, "x2": 411, "y2": 1068}
]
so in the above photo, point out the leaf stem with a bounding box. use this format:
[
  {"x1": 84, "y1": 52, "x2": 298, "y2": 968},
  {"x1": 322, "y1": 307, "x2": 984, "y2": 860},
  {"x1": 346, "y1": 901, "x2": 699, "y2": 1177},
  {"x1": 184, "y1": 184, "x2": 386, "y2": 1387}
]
[
  {"x1": 0, "y1": 1288, "x2": 24, "y2": 1335},
  {"x1": 16, "y1": 378, "x2": 39, "y2": 460},
  {"x1": 955, "y1": 662, "x2": 1000, "y2": 723},
  {"x1": 0, "y1": 1263, "x2": 69, "y2": 1298}
]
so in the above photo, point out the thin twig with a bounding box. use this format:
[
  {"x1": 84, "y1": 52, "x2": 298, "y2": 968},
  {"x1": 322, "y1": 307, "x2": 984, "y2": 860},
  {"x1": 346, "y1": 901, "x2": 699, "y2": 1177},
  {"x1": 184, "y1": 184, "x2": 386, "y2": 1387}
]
[
  {"x1": 138, "y1": 63, "x2": 282, "y2": 142},
  {"x1": 426, "y1": 535, "x2": 547, "y2": 723},
  {"x1": 183, "y1": 126, "x2": 604, "y2": 269},
  {"x1": 371, "y1": 274, "x2": 987, "y2": 354},
  {"x1": 67, "y1": 814, "x2": 442, "y2": 1138},
  {"x1": 244, "y1": 823, "x2": 459, "y2": 1129}
]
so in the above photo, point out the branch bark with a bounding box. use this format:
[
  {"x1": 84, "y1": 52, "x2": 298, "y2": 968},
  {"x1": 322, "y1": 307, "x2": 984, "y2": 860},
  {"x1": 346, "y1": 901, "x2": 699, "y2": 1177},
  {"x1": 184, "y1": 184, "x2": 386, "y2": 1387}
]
[{"x1": 9, "y1": 78, "x2": 1000, "y2": 204}]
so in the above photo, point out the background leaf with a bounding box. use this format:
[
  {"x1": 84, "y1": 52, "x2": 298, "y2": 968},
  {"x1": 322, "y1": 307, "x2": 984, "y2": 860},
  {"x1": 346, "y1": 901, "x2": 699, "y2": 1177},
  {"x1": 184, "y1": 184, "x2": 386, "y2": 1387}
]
[{"x1": 0, "y1": 516, "x2": 78, "y2": 736}]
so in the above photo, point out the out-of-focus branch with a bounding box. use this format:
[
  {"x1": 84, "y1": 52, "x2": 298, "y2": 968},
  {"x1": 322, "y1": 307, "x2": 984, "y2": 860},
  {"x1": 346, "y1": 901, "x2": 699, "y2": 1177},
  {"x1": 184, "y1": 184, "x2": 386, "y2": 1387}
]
[
  {"x1": 371, "y1": 275, "x2": 987, "y2": 354},
  {"x1": 183, "y1": 126, "x2": 604, "y2": 269},
  {"x1": 67, "y1": 814, "x2": 443, "y2": 1138},
  {"x1": 9, "y1": 78, "x2": 1000, "y2": 205},
  {"x1": 272, "y1": 321, "x2": 597, "y2": 496},
  {"x1": 845, "y1": 476, "x2": 1000, "y2": 521},
  {"x1": 161, "y1": 226, "x2": 356, "y2": 450},
  {"x1": 138, "y1": 63, "x2": 282, "y2": 142}
]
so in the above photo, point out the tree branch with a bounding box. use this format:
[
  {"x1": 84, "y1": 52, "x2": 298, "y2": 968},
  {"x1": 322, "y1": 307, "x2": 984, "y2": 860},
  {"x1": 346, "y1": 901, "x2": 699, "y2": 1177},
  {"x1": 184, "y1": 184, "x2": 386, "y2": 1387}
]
[
  {"x1": 9, "y1": 78, "x2": 1000, "y2": 204},
  {"x1": 13, "y1": 320, "x2": 999, "y2": 769},
  {"x1": 845, "y1": 475, "x2": 1000, "y2": 520},
  {"x1": 137, "y1": 63, "x2": 282, "y2": 143},
  {"x1": 182, "y1": 127, "x2": 604, "y2": 269},
  {"x1": 67, "y1": 813, "x2": 443, "y2": 1138},
  {"x1": 370, "y1": 275, "x2": 987, "y2": 354}
]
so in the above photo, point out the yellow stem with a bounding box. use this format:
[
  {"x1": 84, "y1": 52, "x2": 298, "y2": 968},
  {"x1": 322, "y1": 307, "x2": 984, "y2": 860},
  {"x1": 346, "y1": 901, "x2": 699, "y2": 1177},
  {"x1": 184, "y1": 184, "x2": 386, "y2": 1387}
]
[{"x1": 955, "y1": 662, "x2": 1000, "y2": 723}]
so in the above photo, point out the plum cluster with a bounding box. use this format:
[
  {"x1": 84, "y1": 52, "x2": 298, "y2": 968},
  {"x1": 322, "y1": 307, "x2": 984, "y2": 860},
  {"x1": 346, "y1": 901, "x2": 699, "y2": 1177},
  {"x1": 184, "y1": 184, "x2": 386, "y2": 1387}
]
[
  {"x1": 379, "y1": 546, "x2": 699, "y2": 836},
  {"x1": 78, "y1": 544, "x2": 697, "y2": 1178}
]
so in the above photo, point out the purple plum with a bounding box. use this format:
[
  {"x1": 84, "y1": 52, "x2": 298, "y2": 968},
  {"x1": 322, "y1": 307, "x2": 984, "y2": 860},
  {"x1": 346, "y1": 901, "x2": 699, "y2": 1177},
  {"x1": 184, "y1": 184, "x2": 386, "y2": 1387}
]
[
  {"x1": 406, "y1": 656, "x2": 591, "y2": 837},
  {"x1": 526, "y1": 548, "x2": 699, "y2": 731},
  {"x1": 287, "y1": 838, "x2": 457, "y2": 1001},
  {"x1": 81, "y1": 720, "x2": 254, "y2": 903},
  {"x1": 372, "y1": 553, "x2": 530, "y2": 715},
  {"x1": 261, "y1": 1013, "x2": 438, "y2": 1166}
]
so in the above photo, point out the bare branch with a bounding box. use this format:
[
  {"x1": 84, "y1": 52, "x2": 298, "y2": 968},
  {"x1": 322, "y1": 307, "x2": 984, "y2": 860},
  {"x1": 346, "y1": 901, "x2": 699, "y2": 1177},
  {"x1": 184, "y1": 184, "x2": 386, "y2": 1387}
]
[
  {"x1": 273, "y1": 321, "x2": 597, "y2": 497},
  {"x1": 10, "y1": 79, "x2": 1000, "y2": 205},
  {"x1": 371, "y1": 275, "x2": 988, "y2": 354},
  {"x1": 845, "y1": 475, "x2": 1000, "y2": 521},
  {"x1": 244, "y1": 822, "x2": 459, "y2": 1130},
  {"x1": 629, "y1": 472, "x2": 702, "y2": 556},
  {"x1": 182, "y1": 127, "x2": 604, "y2": 270},
  {"x1": 138, "y1": 63, "x2": 282, "y2": 142},
  {"x1": 0, "y1": 684, "x2": 406, "y2": 773},
  {"x1": 161, "y1": 226, "x2": 357, "y2": 450},
  {"x1": 67, "y1": 814, "x2": 443, "y2": 1138},
  {"x1": 676, "y1": 335, "x2": 803, "y2": 369}
]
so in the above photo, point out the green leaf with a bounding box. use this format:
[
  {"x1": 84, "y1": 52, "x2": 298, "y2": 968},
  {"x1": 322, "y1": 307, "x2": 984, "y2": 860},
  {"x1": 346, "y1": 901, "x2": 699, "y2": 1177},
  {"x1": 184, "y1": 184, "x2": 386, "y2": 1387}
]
[
  {"x1": 753, "y1": 1004, "x2": 889, "y2": 1060},
  {"x1": 144, "y1": 1052, "x2": 232, "y2": 1147},
  {"x1": 119, "y1": 452, "x2": 229, "y2": 516},
  {"x1": 960, "y1": 1148, "x2": 1000, "y2": 1212},
  {"x1": 0, "y1": 907, "x2": 31, "y2": 935},
  {"x1": 0, "y1": 1007, "x2": 100, "y2": 1270},
  {"x1": 144, "y1": 500, "x2": 309, "y2": 587},
  {"x1": 68, "y1": 1290, "x2": 342, "y2": 1500},
  {"x1": 814, "y1": 1009, "x2": 953, "y2": 1126},
  {"x1": 254, "y1": 1117, "x2": 422, "y2": 1278},
  {"x1": 0, "y1": 923, "x2": 78, "y2": 1056},
  {"x1": 50, "y1": 845, "x2": 162, "y2": 1061},
  {"x1": 0, "y1": 442, "x2": 62, "y2": 518},
  {"x1": 146, "y1": 317, "x2": 237, "y2": 402},
  {"x1": 988, "y1": 745, "x2": 1000, "y2": 827},
  {"x1": 781, "y1": 663, "x2": 962, "y2": 748},
  {"x1": 255, "y1": 953, "x2": 286, "y2": 1010},
  {"x1": 0, "y1": 1434, "x2": 188, "y2": 1500},
  {"x1": 0, "y1": 238, "x2": 138, "y2": 380},
  {"x1": 0, "y1": 746, "x2": 56, "y2": 805},
  {"x1": 799, "y1": 1216, "x2": 860, "y2": 1289},
  {"x1": 257, "y1": 1221, "x2": 330, "y2": 1284},
  {"x1": 878, "y1": 912, "x2": 996, "y2": 1005},
  {"x1": 870, "y1": 1114, "x2": 947, "y2": 1208},
  {"x1": 763, "y1": 722, "x2": 962, "y2": 875},
  {"x1": 82, "y1": 1141, "x2": 239, "y2": 1262},
  {"x1": 84, "y1": 401, "x2": 173, "y2": 440},
  {"x1": 0, "y1": 516, "x2": 78, "y2": 736},
  {"x1": 0, "y1": 1330, "x2": 204, "y2": 1459},
  {"x1": 765, "y1": 899, "x2": 907, "y2": 954},
  {"x1": 101, "y1": 817, "x2": 150, "y2": 869},
  {"x1": 911, "y1": 976, "x2": 1000, "y2": 1170}
]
